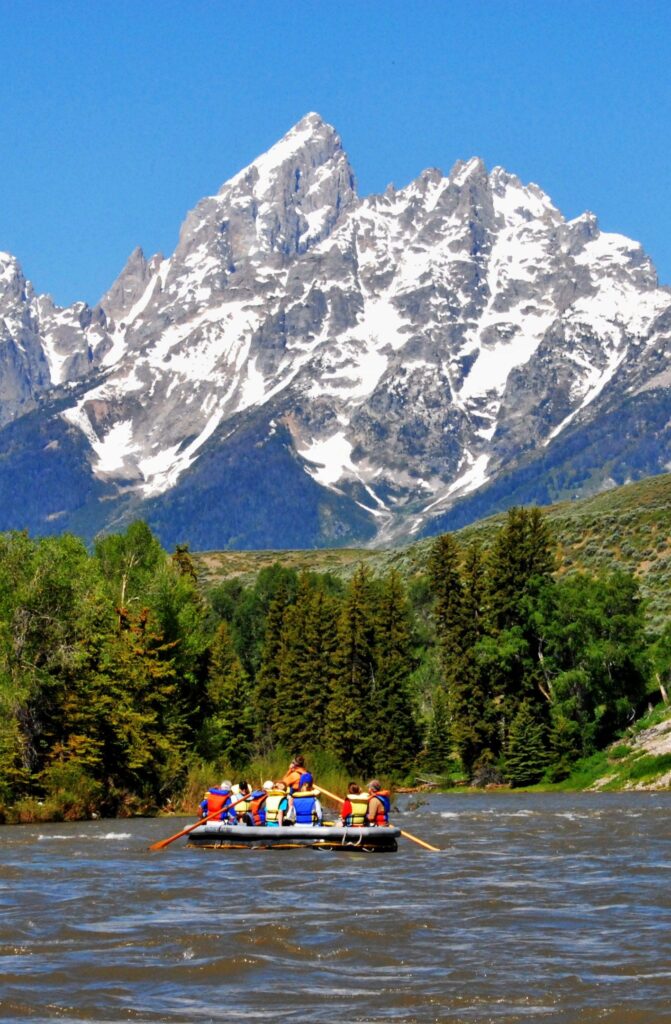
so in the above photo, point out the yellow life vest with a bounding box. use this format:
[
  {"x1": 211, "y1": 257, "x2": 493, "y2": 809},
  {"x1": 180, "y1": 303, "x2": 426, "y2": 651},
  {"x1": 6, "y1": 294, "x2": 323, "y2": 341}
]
[
  {"x1": 235, "y1": 797, "x2": 250, "y2": 816},
  {"x1": 264, "y1": 790, "x2": 288, "y2": 823},
  {"x1": 345, "y1": 793, "x2": 369, "y2": 826}
]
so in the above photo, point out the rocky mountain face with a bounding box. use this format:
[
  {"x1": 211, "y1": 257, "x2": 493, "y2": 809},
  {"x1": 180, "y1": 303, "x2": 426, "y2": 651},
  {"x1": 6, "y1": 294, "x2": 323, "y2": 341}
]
[{"x1": 1, "y1": 112, "x2": 670, "y2": 549}]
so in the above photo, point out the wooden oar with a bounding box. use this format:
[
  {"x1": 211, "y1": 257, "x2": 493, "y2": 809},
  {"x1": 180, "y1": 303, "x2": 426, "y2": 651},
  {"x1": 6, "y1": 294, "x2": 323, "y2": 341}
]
[
  {"x1": 316, "y1": 784, "x2": 441, "y2": 853},
  {"x1": 148, "y1": 790, "x2": 256, "y2": 851}
]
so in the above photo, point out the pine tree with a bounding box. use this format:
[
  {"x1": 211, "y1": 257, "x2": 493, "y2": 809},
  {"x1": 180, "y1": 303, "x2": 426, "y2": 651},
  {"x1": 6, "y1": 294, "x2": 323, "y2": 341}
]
[
  {"x1": 253, "y1": 579, "x2": 292, "y2": 752},
  {"x1": 372, "y1": 570, "x2": 420, "y2": 776},
  {"x1": 305, "y1": 588, "x2": 341, "y2": 747},
  {"x1": 485, "y1": 507, "x2": 557, "y2": 749},
  {"x1": 450, "y1": 542, "x2": 497, "y2": 776},
  {"x1": 423, "y1": 687, "x2": 452, "y2": 774},
  {"x1": 428, "y1": 533, "x2": 466, "y2": 672},
  {"x1": 428, "y1": 535, "x2": 495, "y2": 778},
  {"x1": 199, "y1": 621, "x2": 252, "y2": 768},
  {"x1": 325, "y1": 565, "x2": 377, "y2": 773},
  {"x1": 58, "y1": 605, "x2": 185, "y2": 809},
  {"x1": 461, "y1": 542, "x2": 487, "y2": 648},
  {"x1": 273, "y1": 575, "x2": 315, "y2": 750},
  {"x1": 487, "y1": 507, "x2": 555, "y2": 634},
  {"x1": 148, "y1": 558, "x2": 210, "y2": 739},
  {"x1": 504, "y1": 700, "x2": 548, "y2": 786}
]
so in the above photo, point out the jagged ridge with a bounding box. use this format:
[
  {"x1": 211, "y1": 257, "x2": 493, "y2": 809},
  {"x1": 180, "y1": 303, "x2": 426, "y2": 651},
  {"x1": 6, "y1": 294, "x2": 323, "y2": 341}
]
[{"x1": 0, "y1": 112, "x2": 670, "y2": 548}]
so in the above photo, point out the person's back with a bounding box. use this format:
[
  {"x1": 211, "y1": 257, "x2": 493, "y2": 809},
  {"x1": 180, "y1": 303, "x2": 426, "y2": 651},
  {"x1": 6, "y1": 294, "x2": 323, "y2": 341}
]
[
  {"x1": 265, "y1": 782, "x2": 291, "y2": 827},
  {"x1": 292, "y1": 778, "x2": 323, "y2": 827},
  {"x1": 366, "y1": 780, "x2": 391, "y2": 826},
  {"x1": 235, "y1": 781, "x2": 252, "y2": 825},
  {"x1": 249, "y1": 783, "x2": 270, "y2": 826},
  {"x1": 339, "y1": 783, "x2": 368, "y2": 827},
  {"x1": 281, "y1": 756, "x2": 306, "y2": 793},
  {"x1": 203, "y1": 781, "x2": 236, "y2": 823}
]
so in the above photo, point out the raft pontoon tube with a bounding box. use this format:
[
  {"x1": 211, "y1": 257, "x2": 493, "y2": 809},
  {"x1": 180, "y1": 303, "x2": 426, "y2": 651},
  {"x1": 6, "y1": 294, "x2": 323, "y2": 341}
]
[{"x1": 187, "y1": 823, "x2": 400, "y2": 852}]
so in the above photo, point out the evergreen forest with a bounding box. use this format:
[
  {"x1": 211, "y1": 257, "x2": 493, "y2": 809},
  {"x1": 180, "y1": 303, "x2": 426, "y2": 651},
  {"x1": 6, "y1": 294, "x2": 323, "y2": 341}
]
[{"x1": 0, "y1": 508, "x2": 669, "y2": 822}]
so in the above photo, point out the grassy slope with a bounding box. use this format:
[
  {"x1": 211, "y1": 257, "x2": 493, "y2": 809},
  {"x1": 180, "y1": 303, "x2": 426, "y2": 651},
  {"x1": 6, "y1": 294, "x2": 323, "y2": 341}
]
[{"x1": 194, "y1": 471, "x2": 671, "y2": 631}]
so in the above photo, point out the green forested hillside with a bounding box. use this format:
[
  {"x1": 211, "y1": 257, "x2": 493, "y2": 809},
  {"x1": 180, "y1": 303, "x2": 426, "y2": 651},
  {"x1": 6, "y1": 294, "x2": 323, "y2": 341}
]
[{"x1": 1, "y1": 475, "x2": 670, "y2": 824}]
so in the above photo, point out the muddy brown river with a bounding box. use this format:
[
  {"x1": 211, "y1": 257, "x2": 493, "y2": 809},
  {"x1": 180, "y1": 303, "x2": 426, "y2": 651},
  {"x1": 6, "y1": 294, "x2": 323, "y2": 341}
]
[{"x1": 1, "y1": 792, "x2": 670, "y2": 1022}]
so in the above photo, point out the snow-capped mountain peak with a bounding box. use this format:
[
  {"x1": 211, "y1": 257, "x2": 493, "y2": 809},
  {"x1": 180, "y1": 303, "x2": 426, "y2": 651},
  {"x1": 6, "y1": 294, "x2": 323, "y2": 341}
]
[{"x1": 1, "y1": 113, "x2": 670, "y2": 549}]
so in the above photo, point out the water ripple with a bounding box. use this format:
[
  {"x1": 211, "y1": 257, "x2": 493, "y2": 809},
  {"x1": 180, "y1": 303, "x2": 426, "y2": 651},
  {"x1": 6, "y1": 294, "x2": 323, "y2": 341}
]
[{"x1": 1, "y1": 792, "x2": 671, "y2": 1022}]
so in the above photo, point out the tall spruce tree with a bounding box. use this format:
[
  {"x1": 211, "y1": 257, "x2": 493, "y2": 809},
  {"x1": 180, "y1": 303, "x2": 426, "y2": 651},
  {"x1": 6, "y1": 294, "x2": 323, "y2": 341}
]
[
  {"x1": 484, "y1": 507, "x2": 556, "y2": 755},
  {"x1": 274, "y1": 576, "x2": 342, "y2": 752},
  {"x1": 302, "y1": 586, "x2": 341, "y2": 748},
  {"x1": 326, "y1": 565, "x2": 378, "y2": 773},
  {"x1": 199, "y1": 620, "x2": 252, "y2": 768},
  {"x1": 487, "y1": 507, "x2": 555, "y2": 635},
  {"x1": 428, "y1": 534, "x2": 494, "y2": 778},
  {"x1": 253, "y1": 579, "x2": 292, "y2": 752},
  {"x1": 450, "y1": 542, "x2": 497, "y2": 776},
  {"x1": 424, "y1": 687, "x2": 452, "y2": 774},
  {"x1": 504, "y1": 700, "x2": 548, "y2": 786},
  {"x1": 372, "y1": 570, "x2": 420, "y2": 776},
  {"x1": 59, "y1": 606, "x2": 185, "y2": 809},
  {"x1": 428, "y1": 533, "x2": 467, "y2": 671},
  {"x1": 273, "y1": 575, "x2": 315, "y2": 750}
]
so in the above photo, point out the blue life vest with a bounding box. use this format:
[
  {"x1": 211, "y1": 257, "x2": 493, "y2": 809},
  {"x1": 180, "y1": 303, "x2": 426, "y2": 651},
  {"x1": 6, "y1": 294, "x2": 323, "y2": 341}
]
[
  {"x1": 369, "y1": 791, "x2": 391, "y2": 825},
  {"x1": 293, "y1": 790, "x2": 322, "y2": 826}
]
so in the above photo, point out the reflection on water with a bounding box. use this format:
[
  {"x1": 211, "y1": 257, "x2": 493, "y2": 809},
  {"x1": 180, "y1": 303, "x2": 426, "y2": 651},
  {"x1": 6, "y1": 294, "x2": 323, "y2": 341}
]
[{"x1": 1, "y1": 792, "x2": 670, "y2": 1023}]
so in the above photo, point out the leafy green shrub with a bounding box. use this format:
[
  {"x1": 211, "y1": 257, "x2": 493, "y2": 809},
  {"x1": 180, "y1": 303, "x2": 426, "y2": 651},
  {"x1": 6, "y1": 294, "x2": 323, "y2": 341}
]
[{"x1": 40, "y1": 762, "x2": 104, "y2": 820}]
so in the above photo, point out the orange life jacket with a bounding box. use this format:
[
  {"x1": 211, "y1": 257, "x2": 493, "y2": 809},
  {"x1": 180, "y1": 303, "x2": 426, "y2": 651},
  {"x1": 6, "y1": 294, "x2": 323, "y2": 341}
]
[
  {"x1": 282, "y1": 767, "x2": 303, "y2": 791},
  {"x1": 249, "y1": 792, "x2": 267, "y2": 825},
  {"x1": 206, "y1": 790, "x2": 228, "y2": 814}
]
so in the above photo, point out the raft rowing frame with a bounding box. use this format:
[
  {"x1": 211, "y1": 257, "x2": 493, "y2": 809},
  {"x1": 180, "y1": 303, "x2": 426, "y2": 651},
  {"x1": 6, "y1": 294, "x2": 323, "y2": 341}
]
[{"x1": 187, "y1": 823, "x2": 400, "y2": 852}]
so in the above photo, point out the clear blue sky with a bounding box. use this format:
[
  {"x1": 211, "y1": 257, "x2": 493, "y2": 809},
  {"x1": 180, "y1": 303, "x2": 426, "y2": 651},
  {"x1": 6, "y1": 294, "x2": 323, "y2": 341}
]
[{"x1": 1, "y1": 0, "x2": 670, "y2": 306}]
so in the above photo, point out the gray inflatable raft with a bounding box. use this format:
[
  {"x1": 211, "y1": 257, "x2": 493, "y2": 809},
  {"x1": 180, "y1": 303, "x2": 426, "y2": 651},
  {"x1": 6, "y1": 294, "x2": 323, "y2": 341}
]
[{"x1": 187, "y1": 823, "x2": 400, "y2": 852}]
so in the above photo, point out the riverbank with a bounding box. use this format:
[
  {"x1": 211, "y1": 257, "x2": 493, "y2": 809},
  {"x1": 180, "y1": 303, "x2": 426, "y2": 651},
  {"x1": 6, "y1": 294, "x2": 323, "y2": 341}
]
[
  {"x1": 454, "y1": 702, "x2": 671, "y2": 795},
  {"x1": 4, "y1": 703, "x2": 670, "y2": 826}
]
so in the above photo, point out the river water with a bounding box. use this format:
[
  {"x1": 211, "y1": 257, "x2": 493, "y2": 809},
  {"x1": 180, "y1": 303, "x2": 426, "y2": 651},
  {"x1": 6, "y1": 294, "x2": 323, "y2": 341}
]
[{"x1": 1, "y1": 792, "x2": 670, "y2": 1023}]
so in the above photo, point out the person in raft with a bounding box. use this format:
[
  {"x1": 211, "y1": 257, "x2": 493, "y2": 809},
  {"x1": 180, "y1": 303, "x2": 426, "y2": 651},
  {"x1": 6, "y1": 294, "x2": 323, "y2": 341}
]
[
  {"x1": 282, "y1": 755, "x2": 307, "y2": 793},
  {"x1": 264, "y1": 781, "x2": 293, "y2": 826},
  {"x1": 234, "y1": 781, "x2": 253, "y2": 825},
  {"x1": 200, "y1": 780, "x2": 238, "y2": 823},
  {"x1": 366, "y1": 779, "x2": 391, "y2": 826},
  {"x1": 291, "y1": 772, "x2": 323, "y2": 826},
  {"x1": 338, "y1": 782, "x2": 368, "y2": 826},
  {"x1": 247, "y1": 781, "x2": 271, "y2": 825}
]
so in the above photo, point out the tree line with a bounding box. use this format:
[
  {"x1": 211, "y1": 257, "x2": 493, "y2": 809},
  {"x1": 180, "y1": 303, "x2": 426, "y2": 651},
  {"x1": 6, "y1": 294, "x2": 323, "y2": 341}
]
[{"x1": 0, "y1": 510, "x2": 667, "y2": 820}]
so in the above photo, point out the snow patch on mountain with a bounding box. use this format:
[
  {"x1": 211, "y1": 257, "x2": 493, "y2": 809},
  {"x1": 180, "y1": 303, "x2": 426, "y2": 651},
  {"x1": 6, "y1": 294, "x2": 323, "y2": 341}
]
[{"x1": 2, "y1": 113, "x2": 671, "y2": 545}]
